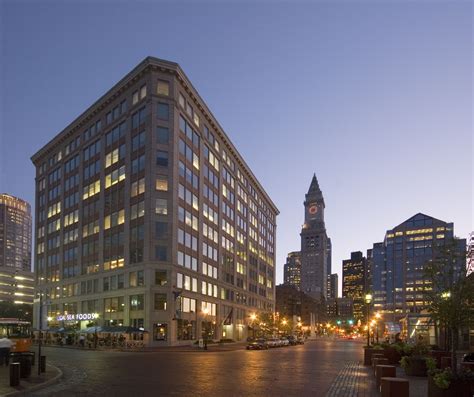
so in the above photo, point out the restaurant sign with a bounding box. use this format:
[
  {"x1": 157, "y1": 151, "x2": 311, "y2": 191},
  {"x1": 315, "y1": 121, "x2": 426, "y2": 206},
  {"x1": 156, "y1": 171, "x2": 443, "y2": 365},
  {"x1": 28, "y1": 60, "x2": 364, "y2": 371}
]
[{"x1": 56, "y1": 313, "x2": 99, "y2": 321}]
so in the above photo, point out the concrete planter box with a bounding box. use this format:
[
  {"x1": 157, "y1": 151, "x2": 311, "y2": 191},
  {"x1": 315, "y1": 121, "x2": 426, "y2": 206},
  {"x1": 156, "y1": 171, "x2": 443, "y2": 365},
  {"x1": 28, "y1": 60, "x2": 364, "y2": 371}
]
[
  {"x1": 428, "y1": 375, "x2": 474, "y2": 397},
  {"x1": 402, "y1": 356, "x2": 428, "y2": 377},
  {"x1": 363, "y1": 347, "x2": 384, "y2": 366}
]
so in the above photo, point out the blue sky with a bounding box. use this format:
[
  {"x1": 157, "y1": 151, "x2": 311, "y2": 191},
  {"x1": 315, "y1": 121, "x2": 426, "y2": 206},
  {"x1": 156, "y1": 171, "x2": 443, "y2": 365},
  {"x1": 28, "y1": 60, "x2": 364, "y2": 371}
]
[{"x1": 1, "y1": 1, "x2": 472, "y2": 289}]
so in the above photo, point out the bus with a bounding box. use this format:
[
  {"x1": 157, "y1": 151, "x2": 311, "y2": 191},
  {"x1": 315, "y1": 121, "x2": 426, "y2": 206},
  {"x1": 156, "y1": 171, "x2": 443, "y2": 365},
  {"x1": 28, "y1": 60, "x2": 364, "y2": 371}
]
[{"x1": 0, "y1": 318, "x2": 32, "y2": 354}]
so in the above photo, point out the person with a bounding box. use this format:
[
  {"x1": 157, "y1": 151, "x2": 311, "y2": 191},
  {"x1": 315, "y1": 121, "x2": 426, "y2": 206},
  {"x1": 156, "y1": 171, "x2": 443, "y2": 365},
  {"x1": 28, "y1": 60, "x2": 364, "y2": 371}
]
[
  {"x1": 0, "y1": 337, "x2": 14, "y2": 366},
  {"x1": 79, "y1": 334, "x2": 85, "y2": 348}
]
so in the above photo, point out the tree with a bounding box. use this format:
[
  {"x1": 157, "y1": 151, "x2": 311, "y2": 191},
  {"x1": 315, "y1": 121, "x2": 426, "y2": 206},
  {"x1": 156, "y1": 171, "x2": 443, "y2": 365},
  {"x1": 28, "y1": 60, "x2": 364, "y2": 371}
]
[{"x1": 424, "y1": 237, "x2": 474, "y2": 374}]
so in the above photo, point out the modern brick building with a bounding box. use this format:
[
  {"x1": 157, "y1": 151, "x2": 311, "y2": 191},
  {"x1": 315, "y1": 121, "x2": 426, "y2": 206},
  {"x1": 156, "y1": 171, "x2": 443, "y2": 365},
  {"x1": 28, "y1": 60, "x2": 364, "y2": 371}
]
[
  {"x1": 0, "y1": 194, "x2": 34, "y2": 304},
  {"x1": 31, "y1": 57, "x2": 278, "y2": 345}
]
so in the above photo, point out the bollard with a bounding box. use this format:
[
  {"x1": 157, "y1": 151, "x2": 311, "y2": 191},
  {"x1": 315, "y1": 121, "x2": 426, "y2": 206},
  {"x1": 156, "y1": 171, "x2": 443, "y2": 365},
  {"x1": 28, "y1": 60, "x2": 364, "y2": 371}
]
[
  {"x1": 39, "y1": 355, "x2": 46, "y2": 373},
  {"x1": 373, "y1": 358, "x2": 389, "y2": 375},
  {"x1": 10, "y1": 362, "x2": 20, "y2": 387},
  {"x1": 19, "y1": 355, "x2": 32, "y2": 378}
]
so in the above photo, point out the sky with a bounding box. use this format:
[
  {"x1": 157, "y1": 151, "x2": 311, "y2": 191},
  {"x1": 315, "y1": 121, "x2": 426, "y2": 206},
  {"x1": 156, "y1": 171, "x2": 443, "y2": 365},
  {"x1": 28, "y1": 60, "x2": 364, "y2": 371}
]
[{"x1": 0, "y1": 0, "x2": 472, "y2": 292}]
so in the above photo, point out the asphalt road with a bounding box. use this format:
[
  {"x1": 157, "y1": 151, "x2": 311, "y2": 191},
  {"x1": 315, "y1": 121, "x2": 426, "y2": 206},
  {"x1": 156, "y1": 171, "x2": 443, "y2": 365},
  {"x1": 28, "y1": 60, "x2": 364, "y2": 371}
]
[{"x1": 31, "y1": 338, "x2": 364, "y2": 397}]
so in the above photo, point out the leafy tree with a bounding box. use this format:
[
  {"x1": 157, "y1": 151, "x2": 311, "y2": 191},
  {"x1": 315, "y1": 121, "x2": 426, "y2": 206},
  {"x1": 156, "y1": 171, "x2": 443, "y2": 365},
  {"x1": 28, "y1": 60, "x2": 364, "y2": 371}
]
[{"x1": 424, "y1": 238, "x2": 474, "y2": 374}]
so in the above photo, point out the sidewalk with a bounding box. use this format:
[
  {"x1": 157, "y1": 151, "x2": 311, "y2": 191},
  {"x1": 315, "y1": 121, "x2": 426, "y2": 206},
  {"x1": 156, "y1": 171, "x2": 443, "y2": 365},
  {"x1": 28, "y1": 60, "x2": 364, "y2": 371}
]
[
  {"x1": 357, "y1": 363, "x2": 427, "y2": 397},
  {"x1": 0, "y1": 363, "x2": 62, "y2": 397}
]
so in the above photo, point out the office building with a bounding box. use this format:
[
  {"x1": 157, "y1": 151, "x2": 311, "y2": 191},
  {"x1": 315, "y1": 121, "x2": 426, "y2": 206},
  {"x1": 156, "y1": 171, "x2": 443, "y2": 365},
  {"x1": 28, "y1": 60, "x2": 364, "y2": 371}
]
[
  {"x1": 283, "y1": 251, "x2": 301, "y2": 290},
  {"x1": 300, "y1": 174, "x2": 330, "y2": 301},
  {"x1": 327, "y1": 273, "x2": 338, "y2": 299},
  {"x1": 371, "y1": 213, "x2": 465, "y2": 322},
  {"x1": 342, "y1": 251, "x2": 367, "y2": 321},
  {"x1": 31, "y1": 57, "x2": 278, "y2": 345},
  {"x1": 0, "y1": 194, "x2": 34, "y2": 304}
]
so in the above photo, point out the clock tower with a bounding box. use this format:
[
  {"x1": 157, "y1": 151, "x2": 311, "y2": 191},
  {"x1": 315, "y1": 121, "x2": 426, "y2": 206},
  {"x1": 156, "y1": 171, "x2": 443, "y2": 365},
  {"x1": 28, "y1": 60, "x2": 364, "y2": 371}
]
[{"x1": 300, "y1": 174, "x2": 329, "y2": 301}]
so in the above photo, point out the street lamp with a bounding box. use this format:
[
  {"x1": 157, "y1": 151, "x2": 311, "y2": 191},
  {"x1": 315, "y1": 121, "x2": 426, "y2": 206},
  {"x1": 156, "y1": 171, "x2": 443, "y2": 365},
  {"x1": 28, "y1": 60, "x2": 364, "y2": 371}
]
[
  {"x1": 365, "y1": 293, "x2": 373, "y2": 347},
  {"x1": 374, "y1": 312, "x2": 381, "y2": 344},
  {"x1": 249, "y1": 313, "x2": 257, "y2": 338},
  {"x1": 202, "y1": 307, "x2": 209, "y2": 350}
]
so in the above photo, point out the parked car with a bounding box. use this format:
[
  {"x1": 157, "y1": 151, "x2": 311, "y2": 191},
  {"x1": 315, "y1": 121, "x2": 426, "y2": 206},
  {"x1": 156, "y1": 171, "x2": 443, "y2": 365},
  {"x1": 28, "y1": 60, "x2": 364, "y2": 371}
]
[
  {"x1": 266, "y1": 338, "x2": 281, "y2": 348},
  {"x1": 246, "y1": 338, "x2": 268, "y2": 350},
  {"x1": 280, "y1": 338, "x2": 290, "y2": 346},
  {"x1": 463, "y1": 352, "x2": 474, "y2": 362},
  {"x1": 296, "y1": 336, "x2": 305, "y2": 345},
  {"x1": 287, "y1": 336, "x2": 298, "y2": 346}
]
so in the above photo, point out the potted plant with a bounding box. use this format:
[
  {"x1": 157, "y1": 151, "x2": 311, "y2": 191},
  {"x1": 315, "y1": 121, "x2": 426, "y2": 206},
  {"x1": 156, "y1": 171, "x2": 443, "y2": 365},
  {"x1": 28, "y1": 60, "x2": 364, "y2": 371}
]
[
  {"x1": 428, "y1": 368, "x2": 474, "y2": 397},
  {"x1": 399, "y1": 340, "x2": 433, "y2": 376}
]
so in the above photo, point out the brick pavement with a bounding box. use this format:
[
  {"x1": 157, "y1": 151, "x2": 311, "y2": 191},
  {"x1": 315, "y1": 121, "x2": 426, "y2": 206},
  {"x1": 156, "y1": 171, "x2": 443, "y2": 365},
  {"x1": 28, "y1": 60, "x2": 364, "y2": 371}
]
[{"x1": 325, "y1": 361, "x2": 360, "y2": 397}]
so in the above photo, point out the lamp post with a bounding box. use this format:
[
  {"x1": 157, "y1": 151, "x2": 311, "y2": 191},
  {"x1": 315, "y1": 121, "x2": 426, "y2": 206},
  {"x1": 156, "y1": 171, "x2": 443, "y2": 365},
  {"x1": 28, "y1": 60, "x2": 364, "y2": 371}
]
[
  {"x1": 202, "y1": 307, "x2": 209, "y2": 350},
  {"x1": 249, "y1": 313, "x2": 257, "y2": 339},
  {"x1": 375, "y1": 312, "x2": 381, "y2": 344},
  {"x1": 365, "y1": 293, "x2": 372, "y2": 347}
]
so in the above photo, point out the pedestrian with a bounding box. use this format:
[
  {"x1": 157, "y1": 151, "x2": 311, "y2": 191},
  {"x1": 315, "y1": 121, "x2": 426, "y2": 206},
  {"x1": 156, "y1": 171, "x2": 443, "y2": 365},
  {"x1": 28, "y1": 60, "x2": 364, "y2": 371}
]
[
  {"x1": 0, "y1": 337, "x2": 14, "y2": 366},
  {"x1": 79, "y1": 334, "x2": 85, "y2": 348}
]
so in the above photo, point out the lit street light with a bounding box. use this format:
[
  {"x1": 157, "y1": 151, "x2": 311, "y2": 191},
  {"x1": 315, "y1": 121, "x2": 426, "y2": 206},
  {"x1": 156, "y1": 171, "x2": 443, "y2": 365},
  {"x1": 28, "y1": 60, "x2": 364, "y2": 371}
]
[{"x1": 365, "y1": 293, "x2": 373, "y2": 347}]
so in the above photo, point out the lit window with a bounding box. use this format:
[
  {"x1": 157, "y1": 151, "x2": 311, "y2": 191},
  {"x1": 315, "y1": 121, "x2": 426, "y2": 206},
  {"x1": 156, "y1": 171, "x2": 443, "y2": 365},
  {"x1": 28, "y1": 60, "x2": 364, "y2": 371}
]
[
  {"x1": 157, "y1": 81, "x2": 169, "y2": 96},
  {"x1": 156, "y1": 176, "x2": 168, "y2": 191}
]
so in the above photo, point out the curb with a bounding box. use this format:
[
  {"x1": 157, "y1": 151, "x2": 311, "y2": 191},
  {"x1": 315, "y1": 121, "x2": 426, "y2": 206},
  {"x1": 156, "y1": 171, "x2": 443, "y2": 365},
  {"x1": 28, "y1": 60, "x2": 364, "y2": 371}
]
[{"x1": 2, "y1": 364, "x2": 63, "y2": 397}]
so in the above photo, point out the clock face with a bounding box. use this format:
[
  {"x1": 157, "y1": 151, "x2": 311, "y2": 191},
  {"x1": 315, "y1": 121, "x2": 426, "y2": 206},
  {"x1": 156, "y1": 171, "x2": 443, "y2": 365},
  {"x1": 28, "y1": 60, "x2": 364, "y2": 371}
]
[{"x1": 309, "y1": 205, "x2": 318, "y2": 215}]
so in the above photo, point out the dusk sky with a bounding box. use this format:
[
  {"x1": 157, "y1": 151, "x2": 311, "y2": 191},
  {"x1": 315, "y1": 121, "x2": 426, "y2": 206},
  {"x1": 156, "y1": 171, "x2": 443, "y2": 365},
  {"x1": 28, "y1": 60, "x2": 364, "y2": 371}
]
[{"x1": 1, "y1": 1, "x2": 472, "y2": 289}]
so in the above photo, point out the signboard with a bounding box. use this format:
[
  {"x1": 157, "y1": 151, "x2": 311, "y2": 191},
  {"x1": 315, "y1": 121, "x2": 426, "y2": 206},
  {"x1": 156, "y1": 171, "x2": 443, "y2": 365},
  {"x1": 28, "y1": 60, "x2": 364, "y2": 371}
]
[{"x1": 56, "y1": 313, "x2": 99, "y2": 321}]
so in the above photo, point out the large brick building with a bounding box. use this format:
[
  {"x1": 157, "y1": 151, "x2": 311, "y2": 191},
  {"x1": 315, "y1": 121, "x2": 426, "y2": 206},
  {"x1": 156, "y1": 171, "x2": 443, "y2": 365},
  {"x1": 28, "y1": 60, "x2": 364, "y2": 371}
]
[{"x1": 31, "y1": 57, "x2": 278, "y2": 345}]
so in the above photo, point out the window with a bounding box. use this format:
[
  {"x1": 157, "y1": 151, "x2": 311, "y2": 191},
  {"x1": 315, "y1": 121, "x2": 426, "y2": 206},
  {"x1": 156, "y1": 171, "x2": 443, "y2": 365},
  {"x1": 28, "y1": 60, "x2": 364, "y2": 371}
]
[
  {"x1": 129, "y1": 270, "x2": 144, "y2": 287},
  {"x1": 140, "y1": 84, "x2": 147, "y2": 99},
  {"x1": 156, "y1": 199, "x2": 167, "y2": 215},
  {"x1": 154, "y1": 293, "x2": 167, "y2": 310},
  {"x1": 156, "y1": 176, "x2": 168, "y2": 191},
  {"x1": 155, "y1": 222, "x2": 168, "y2": 239},
  {"x1": 157, "y1": 81, "x2": 169, "y2": 96},
  {"x1": 179, "y1": 93, "x2": 185, "y2": 108},
  {"x1": 132, "y1": 131, "x2": 146, "y2": 151},
  {"x1": 131, "y1": 178, "x2": 145, "y2": 197},
  {"x1": 105, "y1": 166, "x2": 125, "y2": 188},
  {"x1": 130, "y1": 294, "x2": 144, "y2": 311},
  {"x1": 155, "y1": 245, "x2": 167, "y2": 261},
  {"x1": 155, "y1": 270, "x2": 167, "y2": 286},
  {"x1": 131, "y1": 155, "x2": 145, "y2": 174},
  {"x1": 157, "y1": 127, "x2": 169, "y2": 144},
  {"x1": 132, "y1": 91, "x2": 139, "y2": 105},
  {"x1": 156, "y1": 151, "x2": 168, "y2": 167},
  {"x1": 157, "y1": 103, "x2": 169, "y2": 120}
]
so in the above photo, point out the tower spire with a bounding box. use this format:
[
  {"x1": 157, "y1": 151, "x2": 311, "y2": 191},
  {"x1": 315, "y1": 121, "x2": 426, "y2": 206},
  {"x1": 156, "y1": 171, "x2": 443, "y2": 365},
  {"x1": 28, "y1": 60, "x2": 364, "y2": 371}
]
[{"x1": 307, "y1": 173, "x2": 320, "y2": 195}]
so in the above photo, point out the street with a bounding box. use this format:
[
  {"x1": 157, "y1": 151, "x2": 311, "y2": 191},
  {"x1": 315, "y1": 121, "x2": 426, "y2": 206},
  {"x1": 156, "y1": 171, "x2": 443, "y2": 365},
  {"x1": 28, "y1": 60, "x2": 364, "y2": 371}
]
[{"x1": 31, "y1": 338, "x2": 364, "y2": 397}]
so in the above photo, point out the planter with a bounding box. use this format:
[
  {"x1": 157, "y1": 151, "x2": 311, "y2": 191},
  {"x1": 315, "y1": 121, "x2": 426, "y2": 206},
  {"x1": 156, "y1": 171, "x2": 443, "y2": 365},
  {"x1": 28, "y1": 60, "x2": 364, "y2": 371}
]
[
  {"x1": 363, "y1": 347, "x2": 383, "y2": 366},
  {"x1": 403, "y1": 356, "x2": 428, "y2": 376},
  {"x1": 430, "y1": 351, "x2": 451, "y2": 369},
  {"x1": 384, "y1": 346, "x2": 402, "y2": 365},
  {"x1": 428, "y1": 375, "x2": 474, "y2": 397}
]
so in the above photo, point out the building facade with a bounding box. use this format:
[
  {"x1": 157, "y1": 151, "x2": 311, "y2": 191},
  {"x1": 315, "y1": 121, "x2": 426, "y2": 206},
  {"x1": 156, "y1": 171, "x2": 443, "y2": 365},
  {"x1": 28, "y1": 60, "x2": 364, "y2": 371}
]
[
  {"x1": 342, "y1": 251, "x2": 367, "y2": 321},
  {"x1": 371, "y1": 213, "x2": 466, "y2": 322},
  {"x1": 0, "y1": 194, "x2": 34, "y2": 304},
  {"x1": 31, "y1": 57, "x2": 278, "y2": 345},
  {"x1": 283, "y1": 251, "x2": 301, "y2": 290},
  {"x1": 300, "y1": 175, "x2": 330, "y2": 301}
]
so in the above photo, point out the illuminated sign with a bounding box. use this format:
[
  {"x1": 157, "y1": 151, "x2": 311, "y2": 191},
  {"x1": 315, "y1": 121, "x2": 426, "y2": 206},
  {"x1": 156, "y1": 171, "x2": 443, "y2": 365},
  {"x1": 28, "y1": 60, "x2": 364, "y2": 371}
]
[{"x1": 56, "y1": 313, "x2": 99, "y2": 321}]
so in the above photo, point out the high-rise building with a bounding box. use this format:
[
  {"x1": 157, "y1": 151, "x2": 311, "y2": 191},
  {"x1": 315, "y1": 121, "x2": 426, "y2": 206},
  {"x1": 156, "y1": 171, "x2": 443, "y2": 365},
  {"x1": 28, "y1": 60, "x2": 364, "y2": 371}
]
[
  {"x1": 300, "y1": 174, "x2": 330, "y2": 301},
  {"x1": 342, "y1": 251, "x2": 367, "y2": 321},
  {"x1": 31, "y1": 57, "x2": 278, "y2": 345},
  {"x1": 326, "y1": 238, "x2": 333, "y2": 297},
  {"x1": 327, "y1": 273, "x2": 338, "y2": 299},
  {"x1": 283, "y1": 251, "x2": 301, "y2": 290},
  {"x1": 371, "y1": 213, "x2": 465, "y2": 322},
  {"x1": 0, "y1": 194, "x2": 34, "y2": 304},
  {"x1": 467, "y1": 232, "x2": 474, "y2": 276}
]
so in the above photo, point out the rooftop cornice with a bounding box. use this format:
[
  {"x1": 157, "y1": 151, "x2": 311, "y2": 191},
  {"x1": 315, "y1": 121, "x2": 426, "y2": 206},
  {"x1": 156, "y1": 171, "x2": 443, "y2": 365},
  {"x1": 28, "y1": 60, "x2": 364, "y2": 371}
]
[{"x1": 31, "y1": 56, "x2": 279, "y2": 215}]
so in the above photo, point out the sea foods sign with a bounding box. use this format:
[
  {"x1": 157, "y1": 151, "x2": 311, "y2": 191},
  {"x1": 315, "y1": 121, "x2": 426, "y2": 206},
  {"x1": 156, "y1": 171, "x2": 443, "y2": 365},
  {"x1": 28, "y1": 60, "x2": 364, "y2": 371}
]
[{"x1": 56, "y1": 313, "x2": 99, "y2": 321}]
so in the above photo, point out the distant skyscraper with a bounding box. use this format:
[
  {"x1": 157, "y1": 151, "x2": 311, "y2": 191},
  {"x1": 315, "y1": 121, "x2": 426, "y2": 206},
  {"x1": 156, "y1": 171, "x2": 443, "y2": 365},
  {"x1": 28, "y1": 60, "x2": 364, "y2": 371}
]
[
  {"x1": 0, "y1": 194, "x2": 34, "y2": 304},
  {"x1": 284, "y1": 251, "x2": 301, "y2": 290},
  {"x1": 467, "y1": 232, "x2": 474, "y2": 276},
  {"x1": 371, "y1": 213, "x2": 466, "y2": 322},
  {"x1": 300, "y1": 174, "x2": 330, "y2": 301},
  {"x1": 327, "y1": 273, "x2": 338, "y2": 299},
  {"x1": 342, "y1": 251, "x2": 367, "y2": 321}
]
